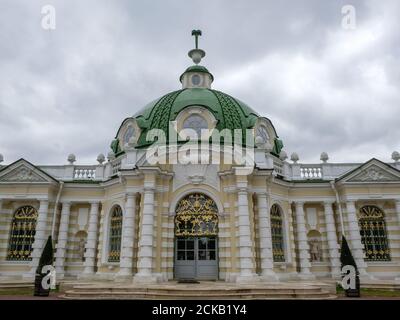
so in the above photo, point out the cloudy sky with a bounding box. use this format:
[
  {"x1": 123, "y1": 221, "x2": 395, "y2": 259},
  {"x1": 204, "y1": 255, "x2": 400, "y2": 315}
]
[{"x1": 0, "y1": 0, "x2": 399, "y2": 165}]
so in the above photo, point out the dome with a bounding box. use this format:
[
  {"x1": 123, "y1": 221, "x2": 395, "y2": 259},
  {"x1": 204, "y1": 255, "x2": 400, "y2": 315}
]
[
  {"x1": 134, "y1": 87, "x2": 259, "y2": 148},
  {"x1": 111, "y1": 30, "x2": 284, "y2": 156}
]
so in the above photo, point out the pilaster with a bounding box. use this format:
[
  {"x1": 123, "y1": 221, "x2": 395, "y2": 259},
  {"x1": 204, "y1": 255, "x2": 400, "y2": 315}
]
[{"x1": 55, "y1": 201, "x2": 71, "y2": 279}]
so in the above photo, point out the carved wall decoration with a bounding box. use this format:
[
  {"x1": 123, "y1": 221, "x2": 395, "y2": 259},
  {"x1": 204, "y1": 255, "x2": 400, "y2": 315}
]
[
  {"x1": 172, "y1": 164, "x2": 219, "y2": 191},
  {"x1": 1, "y1": 166, "x2": 46, "y2": 182},
  {"x1": 349, "y1": 166, "x2": 398, "y2": 182}
]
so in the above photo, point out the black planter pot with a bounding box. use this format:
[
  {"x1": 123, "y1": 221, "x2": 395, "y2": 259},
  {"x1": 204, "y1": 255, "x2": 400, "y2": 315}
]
[
  {"x1": 345, "y1": 275, "x2": 360, "y2": 297},
  {"x1": 34, "y1": 273, "x2": 50, "y2": 297}
]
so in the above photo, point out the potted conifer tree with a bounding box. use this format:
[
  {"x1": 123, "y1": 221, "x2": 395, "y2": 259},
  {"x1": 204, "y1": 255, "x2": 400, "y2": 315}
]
[
  {"x1": 34, "y1": 236, "x2": 54, "y2": 297},
  {"x1": 340, "y1": 235, "x2": 360, "y2": 297}
]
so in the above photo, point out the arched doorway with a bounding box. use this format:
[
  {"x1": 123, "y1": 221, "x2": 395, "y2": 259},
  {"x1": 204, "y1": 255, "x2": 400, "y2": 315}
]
[{"x1": 174, "y1": 193, "x2": 219, "y2": 280}]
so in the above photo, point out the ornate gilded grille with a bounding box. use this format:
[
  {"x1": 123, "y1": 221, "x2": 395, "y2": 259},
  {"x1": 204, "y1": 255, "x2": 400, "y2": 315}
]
[
  {"x1": 175, "y1": 194, "x2": 218, "y2": 237},
  {"x1": 359, "y1": 205, "x2": 390, "y2": 261},
  {"x1": 271, "y1": 204, "x2": 285, "y2": 262},
  {"x1": 7, "y1": 206, "x2": 38, "y2": 261},
  {"x1": 108, "y1": 205, "x2": 123, "y2": 262}
]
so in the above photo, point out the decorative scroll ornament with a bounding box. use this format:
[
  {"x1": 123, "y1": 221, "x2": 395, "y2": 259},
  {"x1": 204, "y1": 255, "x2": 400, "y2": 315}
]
[{"x1": 175, "y1": 194, "x2": 218, "y2": 237}]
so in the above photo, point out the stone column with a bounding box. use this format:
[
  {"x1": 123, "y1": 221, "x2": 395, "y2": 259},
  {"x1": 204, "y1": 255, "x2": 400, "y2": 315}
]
[
  {"x1": 0, "y1": 199, "x2": 3, "y2": 224},
  {"x1": 294, "y1": 202, "x2": 315, "y2": 279},
  {"x1": 134, "y1": 174, "x2": 159, "y2": 283},
  {"x1": 116, "y1": 193, "x2": 137, "y2": 280},
  {"x1": 257, "y1": 192, "x2": 278, "y2": 281},
  {"x1": 235, "y1": 172, "x2": 257, "y2": 283},
  {"x1": 395, "y1": 200, "x2": 400, "y2": 224},
  {"x1": 323, "y1": 201, "x2": 341, "y2": 279},
  {"x1": 27, "y1": 200, "x2": 49, "y2": 278},
  {"x1": 82, "y1": 201, "x2": 100, "y2": 277},
  {"x1": 54, "y1": 202, "x2": 71, "y2": 279},
  {"x1": 395, "y1": 200, "x2": 400, "y2": 282},
  {"x1": 345, "y1": 201, "x2": 369, "y2": 278}
]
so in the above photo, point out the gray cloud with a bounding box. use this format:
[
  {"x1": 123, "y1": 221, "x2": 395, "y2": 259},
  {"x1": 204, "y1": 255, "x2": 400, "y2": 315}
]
[{"x1": 0, "y1": 0, "x2": 399, "y2": 165}]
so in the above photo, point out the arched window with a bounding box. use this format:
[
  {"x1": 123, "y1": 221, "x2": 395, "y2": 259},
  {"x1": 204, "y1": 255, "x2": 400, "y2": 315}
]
[
  {"x1": 7, "y1": 205, "x2": 38, "y2": 261},
  {"x1": 270, "y1": 204, "x2": 285, "y2": 262},
  {"x1": 108, "y1": 205, "x2": 123, "y2": 262},
  {"x1": 359, "y1": 205, "x2": 391, "y2": 261},
  {"x1": 183, "y1": 115, "x2": 208, "y2": 137}
]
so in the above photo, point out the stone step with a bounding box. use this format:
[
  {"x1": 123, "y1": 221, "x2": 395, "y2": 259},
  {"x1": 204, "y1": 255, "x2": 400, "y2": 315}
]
[
  {"x1": 63, "y1": 289, "x2": 335, "y2": 300},
  {"x1": 0, "y1": 281, "x2": 34, "y2": 290},
  {"x1": 68, "y1": 286, "x2": 327, "y2": 296},
  {"x1": 0, "y1": 284, "x2": 34, "y2": 289}
]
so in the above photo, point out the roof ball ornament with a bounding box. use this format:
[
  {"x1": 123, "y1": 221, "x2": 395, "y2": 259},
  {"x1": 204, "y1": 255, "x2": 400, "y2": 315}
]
[
  {"x1": 290, "y1": 152, "x2": 299, "y2": 163},
  {"x1": 67, "y1": 154, "x2": 76, "y2": 165},
  {"x1": 107, "y1": 151, "x2": 115, "y2": 162},
  {"x1": 320, "y1": 152, "x2": 329, "y2": 163},
  {"x1": 97, "y1": 153, "x2": 105, "y2": 164},
  {"x1": 392, "y1": 151, "x2": 400, "y2": 162},
  {"x1": 188, "y1": 30, "x2": 206, "y2": 65},
  {"x1": 279, "y1": 150, "x2": 288, "y2": 161}
]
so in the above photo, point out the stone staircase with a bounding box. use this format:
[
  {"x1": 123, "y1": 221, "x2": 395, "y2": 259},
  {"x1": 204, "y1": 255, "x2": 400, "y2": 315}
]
[
  {"x1": 61, "y1": 281, "x2": 337, "y2": 300},
  {"x1": 0, "y1": 279, "x2": 33, "y2": 290}
]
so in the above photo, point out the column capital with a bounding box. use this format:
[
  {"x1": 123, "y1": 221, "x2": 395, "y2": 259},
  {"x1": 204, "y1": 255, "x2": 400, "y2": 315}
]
[
  {"x1": 323, "y1": 200, "x2": 335, "y2": 207},
  {"x1": 237, "y1": 187, "x2": 248, "y2": 193},
  {"x1": 394, "y1": 199, "x2": 400, "y2": 205},
  {"x1": 255, "y1": 191, "x2": 268, "y2": 198},
  {"x1": 346, "y1": 200, "x2": 356, "y2": 211},
  {"x1": 61, "y1": 200, "x2": 72, "y2": 206},
  {"x1": 126, "y1": 192, "x2": 136, "y2": 198},
  {"x1": 89, "y1": 201, "x2": 100, "y2": 205},
  {"x1": 294, "y1": 201, "x2": 305, "y2": 207},
  {"x1": 143, "y1": 186, "x2": 155, "y2": 192},
  {"x1": 39, "y1": 199, "x2": 49, "y2": 205}
]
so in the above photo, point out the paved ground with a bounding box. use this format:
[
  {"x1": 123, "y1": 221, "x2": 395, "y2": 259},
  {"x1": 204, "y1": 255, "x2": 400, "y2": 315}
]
[
  {"x1": 0, "y1": 294, "x2": 62, "y2": 300},
  {"x1": 1, "y1": 294, "x2": 400, "y2": 300}
]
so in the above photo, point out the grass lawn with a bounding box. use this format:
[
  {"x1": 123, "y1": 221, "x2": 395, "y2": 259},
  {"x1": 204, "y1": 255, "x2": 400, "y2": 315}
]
[
  {"x1": 0, "y1": 285, "x2": 59, "y2": 296},
  {"x1": 336, "y1": 286, "x2": 400, "y2": 298},
  {"x1": 0, "y1": 288, "x2": 34, "y2": 296}
]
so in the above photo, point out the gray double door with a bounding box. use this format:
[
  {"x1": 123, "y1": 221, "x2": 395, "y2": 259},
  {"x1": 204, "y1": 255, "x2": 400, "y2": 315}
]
[{"x1": 174, "y1": 236, "x2": 218, "y2": 280}]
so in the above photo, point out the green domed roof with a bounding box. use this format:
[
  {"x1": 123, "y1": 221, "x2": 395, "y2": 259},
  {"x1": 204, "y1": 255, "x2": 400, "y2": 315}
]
[{"x1": 134, "y1": 88, "x2": 259, "y2": 148}]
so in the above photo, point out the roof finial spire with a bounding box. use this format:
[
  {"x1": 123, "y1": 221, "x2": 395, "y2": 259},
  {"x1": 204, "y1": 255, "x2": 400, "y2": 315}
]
[
  {"x1": 192, "y1": 29, "x2": 201, "y2": 49},
  {"x1": 188, "y1": 29, "x2": 206, "y2": 65}
]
